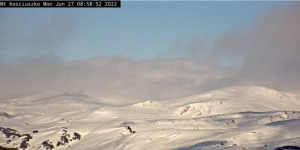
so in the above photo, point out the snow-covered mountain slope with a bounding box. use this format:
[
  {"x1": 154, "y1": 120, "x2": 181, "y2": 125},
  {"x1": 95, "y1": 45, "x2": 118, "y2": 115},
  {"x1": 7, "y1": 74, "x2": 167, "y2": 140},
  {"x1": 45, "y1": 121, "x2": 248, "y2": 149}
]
[{"x1": 1, "y1": 86, "x2": 300, "y2": 150}]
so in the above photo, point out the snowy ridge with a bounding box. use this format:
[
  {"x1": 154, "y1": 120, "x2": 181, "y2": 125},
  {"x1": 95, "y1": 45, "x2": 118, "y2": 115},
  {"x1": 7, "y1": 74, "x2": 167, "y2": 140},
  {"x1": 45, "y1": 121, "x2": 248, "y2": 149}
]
[{"x1": 1, "y1": 86, "x2": 300, "y2": 150}]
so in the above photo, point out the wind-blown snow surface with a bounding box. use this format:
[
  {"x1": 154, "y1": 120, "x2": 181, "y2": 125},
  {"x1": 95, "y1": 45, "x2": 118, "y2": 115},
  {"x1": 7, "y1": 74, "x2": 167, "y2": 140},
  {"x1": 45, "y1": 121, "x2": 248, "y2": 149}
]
[{"x1": 1, "y1": 86, "x2": 300, "y2": 150}]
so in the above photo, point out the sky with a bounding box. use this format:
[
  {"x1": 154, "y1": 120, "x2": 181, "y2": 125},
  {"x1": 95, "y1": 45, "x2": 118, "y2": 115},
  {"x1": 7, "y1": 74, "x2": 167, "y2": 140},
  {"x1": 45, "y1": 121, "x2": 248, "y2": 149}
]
[
  {"x1": 0, "y1": 1, "x2": 292, "y2": 62},
  {"x1": 0, "y1": 1, "x2": 299, "y2": 104}
]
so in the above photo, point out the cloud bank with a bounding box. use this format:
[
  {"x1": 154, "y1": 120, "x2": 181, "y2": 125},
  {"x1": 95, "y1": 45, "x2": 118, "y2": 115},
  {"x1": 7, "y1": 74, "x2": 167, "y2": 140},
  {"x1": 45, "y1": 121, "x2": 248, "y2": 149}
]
[
  {"x1": 208, "y1": 2, "x2": 300, "y2": 93},
  {"x1": 0, "y1": 57, "x2": 230, "y2": 104},
  {"x1": 0, "y1": 3, "x2": 299, "y2": 104}
]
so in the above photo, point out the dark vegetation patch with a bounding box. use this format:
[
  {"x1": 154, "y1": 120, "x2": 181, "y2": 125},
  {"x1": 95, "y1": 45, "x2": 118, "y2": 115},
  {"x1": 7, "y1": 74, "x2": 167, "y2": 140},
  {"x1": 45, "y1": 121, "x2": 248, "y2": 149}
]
[
  {"x1": 225, "y1": 119, "x2": 236, "y2": 125},
  {"x1": 0, "y1": 127, "x2": 31, "y2": 150},
  {"x1": 42, "y1": 140, "x2": 54, "y2": 150},
  {"x1": 19, "y1": 134, "x2": 32, "y2": 150},
  {"x1": 275, "y1": 146, "x2": 300, "y2": 150},
  {"x1": 124, "y1": 126, "x2": 136, "y2": 133},
  {"x1": 19, "y1": 141, "x2": 28, "y2": 150},
  {"x1": 73, "y1": 132, "x2": 81, "y2": 140},
  {"x1": 55, "y1": 129, "x2": 82, "y2": 148},
  {"x1": 0, "y1": 145, "x2": 19, "y2": 150},
  {"x1": 0, "y1": 127, "x2": 21, "y2": 138},
  {"x1": 0, "y1": 126, "x2": 81, "y2": 150},
  {"x1": 0, "y1": 127, "x2": 32, "y2": 150},
  {"x1": 55, "y1": 129, "x2": 81, "y2": 148}
]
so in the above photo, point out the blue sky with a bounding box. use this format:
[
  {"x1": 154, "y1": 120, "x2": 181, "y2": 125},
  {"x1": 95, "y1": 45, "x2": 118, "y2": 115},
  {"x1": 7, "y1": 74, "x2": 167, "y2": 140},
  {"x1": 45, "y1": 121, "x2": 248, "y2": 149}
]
[
  {"x1": 60, "y1": 1, "x2": 292, "y2": 61},
  {"x1": 0, "y1": 1, "x2": 294, "y2": 61}
]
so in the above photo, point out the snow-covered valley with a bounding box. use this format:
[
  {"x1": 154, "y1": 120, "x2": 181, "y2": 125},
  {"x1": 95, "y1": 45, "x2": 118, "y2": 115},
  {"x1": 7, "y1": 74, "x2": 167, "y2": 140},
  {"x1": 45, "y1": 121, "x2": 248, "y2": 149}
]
[{"x1": 1, "y1": 86, "x2": 300, "y2": 150}]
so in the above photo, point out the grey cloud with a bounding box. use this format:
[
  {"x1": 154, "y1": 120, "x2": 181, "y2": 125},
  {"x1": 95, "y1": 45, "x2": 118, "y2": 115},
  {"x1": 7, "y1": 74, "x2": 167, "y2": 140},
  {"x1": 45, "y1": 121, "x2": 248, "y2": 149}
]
[
  {"x1": 0, "y1": 10, "x2": 76, "y2": 60},
  {"x1": 215, "y1": 3, "x2": 300, "y2": 92},
  {"x1": 0, "y1": 57, "x2": 231, "y2": 104},
  {"x1": 162, "y1": 2, "x2": 300, "y2": 94}
]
